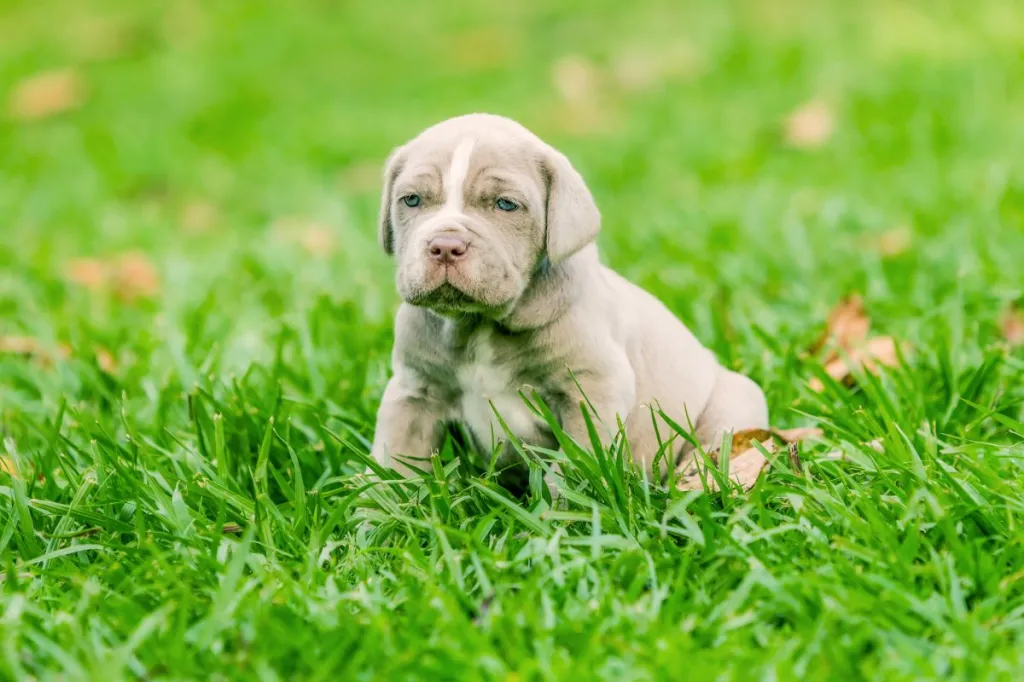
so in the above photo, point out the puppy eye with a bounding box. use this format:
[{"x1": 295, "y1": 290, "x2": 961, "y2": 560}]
[
  {"x1": 495, "y1": 197, "x2": 518, "y2": 212},
  {"x1": 401, "y1": 194, "x2": 421, "y2": 208}
]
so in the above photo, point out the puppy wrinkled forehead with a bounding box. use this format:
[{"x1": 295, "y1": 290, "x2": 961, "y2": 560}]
[{"x1": 399, "y1": 114, "x2": 544, "y2": 176}]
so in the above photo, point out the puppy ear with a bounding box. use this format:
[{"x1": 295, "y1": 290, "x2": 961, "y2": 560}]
[
  {"x1": 542, "y1": 147, "x2": 600, "y2": 263},
  {"x1": 378, "y1": 146, "x2": 405, "y2": 255}
]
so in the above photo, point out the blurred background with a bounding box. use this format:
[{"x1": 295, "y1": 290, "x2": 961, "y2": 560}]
[{"x1": 2, "y1": 0, "x2": 1024, "y2": 417}]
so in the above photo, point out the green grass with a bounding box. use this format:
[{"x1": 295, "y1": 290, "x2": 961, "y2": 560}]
[{"x1": 3, "y1": 0, "x2": 1024, "y2": 679}]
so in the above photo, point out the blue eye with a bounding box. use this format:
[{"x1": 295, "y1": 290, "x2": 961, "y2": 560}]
[
  {"x1": 496, "y1": 197, "x2": 518, "y2": 212},
  {"x1": 402, "y1": 194, "x2": 421, "y2": 208}
]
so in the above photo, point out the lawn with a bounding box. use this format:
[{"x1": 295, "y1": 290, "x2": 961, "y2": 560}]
[{"x1": 2, "y1": 0, "x2": 1024, "y2": 679}]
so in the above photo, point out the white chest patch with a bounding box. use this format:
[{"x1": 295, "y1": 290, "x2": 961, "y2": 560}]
[{"x1": 454, "y1": 336, "x2": 541, "y2": 450}]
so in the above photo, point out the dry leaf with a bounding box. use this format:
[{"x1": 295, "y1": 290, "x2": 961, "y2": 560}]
[
  {"x1": 96, "y1": 348, "x2": 117, "y2": 374},
  {"x1": 785, "y1": 99, "x2": 834, "y2": 149},
  {"x1": 66, "y1": 253, "x2": 160, "y2": 299},
  {"x1": 552, "y1": 55, "x2": 600, "y2": 104},
  {"x1": 1, "y1": 336, "x2": 45, "y2": 355},
  {"x1": 811, "y1": 294, "x2": 870, "y2": 358},
  {"x1": 810, "y1": 336, "x2": 902, "y2": 392},
  {"x1": 274, "y1": 217, "x2": 336, "y2": 257},
  {"x1": 221, "y1": 522, "x2": 243, "y2": 534},
  {"x1": 113, "y1": 252, "x2": 161, "y2": 300},
  {"x1": 874, "y1": 226, "x2": 913, "y2": 257},
  {"x1": 1000, "y1": 303, "x2": 1024, "y2": 347},
  {"x1": 1, "y1": 335, "x2": 70, "y2": 366},
  {"x1": 66, "y1": 258, "x2": 108, "y2": 290},
  {"x1": 675, "y1": 428, "x2": 775, "y2": 492},
  {"x1": 772, "y1": 426, "x2": 824, "y2": 443},
  {"x1": 7, "y1": 68, "x2": 86, "y2": 121},
  {"x1": 0, "y1": 456, "x2": 17, "y2": 478}
]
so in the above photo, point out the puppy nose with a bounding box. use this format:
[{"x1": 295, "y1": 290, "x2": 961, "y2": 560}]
[{"x1": 427, "y1": 235, "x2": 469, "y2": 263}]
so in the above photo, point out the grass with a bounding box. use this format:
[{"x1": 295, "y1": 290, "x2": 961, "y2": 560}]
[{"x1": 2, "y1": 0, "x2": 1024, "y2": 679}]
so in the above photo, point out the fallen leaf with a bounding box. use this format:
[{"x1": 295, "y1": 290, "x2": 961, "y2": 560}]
[
  {"x1": 0, "y1": 335, "x2": 70, "y2": 366},
  {"x1": 66, "y1": 253, "x2": 161, "y2": 299},
  {"x1": 810, "y1": 336, "x2": 902, "y2": 392},
  {"x1": 552, "y1": 55, "x2": 600, "y2": 104},
  {"x1": 772, "y1": 426, "x2": 824, "y2": 443},
  {"x1": 675, "y1": 428, "x2": 776, "y2": 492},
  {"x1": 66, "y1": 258, "x2": 108, "y2": 290},
  {"x1": 874, "y1": 225, "x2": 913, "y2": 257},
  {"x1": 0, "y1": 336, "x2": 44, "y2": 355},
  {"x1": 113, "y1": 252, "x2": 161, "y2": 300},
  {"x1": 1000, "y1": 303, "x2": 1024, "y2": 347},
  {"x1": 96, "y1": 348, "x2": 117, "y2": 374},
  {"x1": 810, "y1": 294, "x2": 870, "y2": 358},
  {"x1": 7, "y1": 68, "x2": 86, "y2": 121},
  {"x1": 274, "y1": 217, "x2": 336, "y2": 257},
  {"x1": 784, "y1": 99, "x2": 834, "y2": 149}
]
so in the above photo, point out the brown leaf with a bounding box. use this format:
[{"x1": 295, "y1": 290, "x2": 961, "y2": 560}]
[
  {"x1": 96, "y1": 348, "x2": 118, "y2": 374},
  {"x1": 113, "y1": 252, "x2": 161, "y2": 300},
  {"x1": 7, "y1": 68, "x2": 86, "y2": 121},
  {"x1": 675, "y1": 428, "x2": 775, "y2": 492},
  {"x1": 0, "y1": 336, "x2": 44, "y2": 355},
  {"x1": 1, "y1": 336, "x2": 70, "y2": 366},
  {"x1": 784, "y1": 99, "x2": 834, "y2": 149},
  {"x1": 66, "y1": 258, "x2": 108, "y2": 290},
  {"x1": 811, "y1": 294, "x2": 870, "y2": 359},
  {"x1": 874, "y1": 226, "x2": 913, "y2": 257},
  {"x1": 221, "y1": 522, "x2": 243, "y2": 534},
  {"x1": 772, "y1": 426, "x2": 824, "y2": 443},
  {"x1": 274, "y1": 217, "x2": 336, "y2": 257},
  {"x1": 1000, "y1": 303, "x2": 1024, "y2": 347},
  {"x1": 810, "y1": 336, "x2": 902, "y2": 392}
]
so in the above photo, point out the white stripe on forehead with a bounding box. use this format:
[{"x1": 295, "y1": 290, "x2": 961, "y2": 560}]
[{"x1": 442, "y1": 137, "x2": 476, "y2": 211}]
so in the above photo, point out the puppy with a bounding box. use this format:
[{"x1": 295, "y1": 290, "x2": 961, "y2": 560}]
[{"x1": 371, "y1": 113, "x2": 768, "y2": 485}]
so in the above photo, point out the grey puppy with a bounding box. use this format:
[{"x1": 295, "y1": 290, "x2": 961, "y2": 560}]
[{"x1": 371, "y1": 113, "x2": 768, "y2": 484}]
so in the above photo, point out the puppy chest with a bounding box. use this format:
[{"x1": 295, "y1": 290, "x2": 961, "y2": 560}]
[{"x1": 453, "y1": 350, "x2": 544, "y2": 447}]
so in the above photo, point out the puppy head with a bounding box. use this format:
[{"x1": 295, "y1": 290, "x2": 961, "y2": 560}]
[{"x1": 378, "y1": 113, "x2": 600, "y2": 316}]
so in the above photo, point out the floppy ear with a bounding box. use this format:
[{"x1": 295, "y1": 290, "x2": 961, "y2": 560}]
[
  {"x1": 542, "y1": 146, "x2": 600, "y2": 263},
  {"x1": 378, "y1": 146, "x2": 405, "y2": 255}
]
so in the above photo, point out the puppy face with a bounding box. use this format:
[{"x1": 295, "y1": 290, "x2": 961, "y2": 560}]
[{"x1": 378, "y1": 114, "x2": 600, "y2": 315}]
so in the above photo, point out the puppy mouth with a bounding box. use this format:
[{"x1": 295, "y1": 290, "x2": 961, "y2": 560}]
[{"x1": 407, "y1": 282, "x2": 480, "y2": 312}]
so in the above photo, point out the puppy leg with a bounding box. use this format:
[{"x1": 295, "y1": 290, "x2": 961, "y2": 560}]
[
  {"x1": 692, "y1": 369, "x2": 769, "y2": 451},
  {"x1": 371, "y1": 378, "x2": 447, "y2": 477}
]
